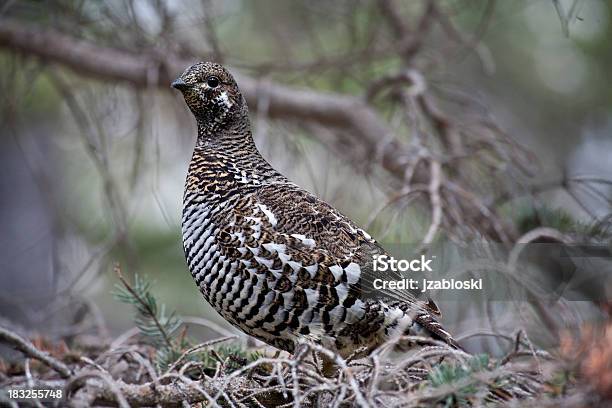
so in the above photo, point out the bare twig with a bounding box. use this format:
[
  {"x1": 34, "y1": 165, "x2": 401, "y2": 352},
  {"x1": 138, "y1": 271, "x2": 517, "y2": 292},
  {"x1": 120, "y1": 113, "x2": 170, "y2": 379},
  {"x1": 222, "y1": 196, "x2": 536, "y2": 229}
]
[
  {"x1": 0, "y1": 326, "x2": 72, "y2": 378},
  {"x1": 162, "y1": 336, "x2": 237, "y2": 376},
  {"x1": 422, "y1": 159, "x2": 443, "y2": 246}
]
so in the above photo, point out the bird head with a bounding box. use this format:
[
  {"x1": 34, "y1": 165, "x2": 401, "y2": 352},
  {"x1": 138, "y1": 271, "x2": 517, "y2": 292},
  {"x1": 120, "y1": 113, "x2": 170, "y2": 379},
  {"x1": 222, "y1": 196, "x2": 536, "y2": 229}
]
[{"x1": 171, "y1": 62, "x2": 244, "y2": 132}]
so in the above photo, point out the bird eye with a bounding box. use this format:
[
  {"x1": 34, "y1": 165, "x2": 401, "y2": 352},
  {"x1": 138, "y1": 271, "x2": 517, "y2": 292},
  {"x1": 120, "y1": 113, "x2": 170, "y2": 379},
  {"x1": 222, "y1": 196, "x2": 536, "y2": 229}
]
[{"x1": 207, "y1": 76, "x2": 220, "y2": 88}]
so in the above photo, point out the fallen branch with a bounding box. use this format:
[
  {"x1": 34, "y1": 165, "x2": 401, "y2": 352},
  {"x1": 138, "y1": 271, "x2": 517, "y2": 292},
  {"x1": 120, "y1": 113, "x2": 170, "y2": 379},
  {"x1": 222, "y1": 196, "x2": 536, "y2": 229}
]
[
  {"x1": 0, "y1": 326, "x2": 72, "y2": 379},
  {"x1": 66, "y1": 371, "x2": 228, "y2": 407}
]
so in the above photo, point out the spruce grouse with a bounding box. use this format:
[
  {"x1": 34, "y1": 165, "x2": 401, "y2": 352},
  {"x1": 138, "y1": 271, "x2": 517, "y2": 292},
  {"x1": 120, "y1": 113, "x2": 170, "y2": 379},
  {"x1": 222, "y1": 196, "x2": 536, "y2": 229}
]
[{"x1": 172, "y1": 62, "x2": 459, "y2": 358}]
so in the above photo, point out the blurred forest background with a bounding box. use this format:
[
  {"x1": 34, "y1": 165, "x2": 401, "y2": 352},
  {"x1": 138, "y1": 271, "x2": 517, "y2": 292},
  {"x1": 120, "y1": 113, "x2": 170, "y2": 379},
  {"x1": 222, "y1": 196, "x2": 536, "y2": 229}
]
[{"x1": 1, "y1": 0, "x2": 611, "y2": 376}]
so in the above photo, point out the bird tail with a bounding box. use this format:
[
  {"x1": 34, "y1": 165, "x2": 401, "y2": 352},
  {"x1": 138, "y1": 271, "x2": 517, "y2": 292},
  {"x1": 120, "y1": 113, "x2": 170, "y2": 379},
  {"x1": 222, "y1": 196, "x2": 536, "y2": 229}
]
[
  {"x1": 412, "y1": 311, "x2": 463, "y2": 350},
  {"x1": 394, "y1": 312, "x2": 540, "y2": 402},
  {"x1": 404, "y1": 313, "x2": 541, "y2": 403}
]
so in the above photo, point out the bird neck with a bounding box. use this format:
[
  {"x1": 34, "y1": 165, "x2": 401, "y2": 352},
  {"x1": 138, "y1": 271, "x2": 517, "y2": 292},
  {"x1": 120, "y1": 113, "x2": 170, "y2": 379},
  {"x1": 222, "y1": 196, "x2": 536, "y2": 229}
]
[
  {"x1": 195, "y1": 101, "x2": 255, "y2": 150},
  {"x1": 188, "y1": 108, "x2": 286, "y2": 191}
]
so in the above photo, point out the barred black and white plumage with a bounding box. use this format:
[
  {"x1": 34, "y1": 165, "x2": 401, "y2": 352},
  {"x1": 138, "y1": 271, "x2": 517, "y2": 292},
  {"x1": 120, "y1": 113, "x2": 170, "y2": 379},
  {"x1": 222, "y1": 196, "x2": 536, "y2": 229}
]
[{"x1": 172, "y1": 62, "x2": 459, "y2": 359}]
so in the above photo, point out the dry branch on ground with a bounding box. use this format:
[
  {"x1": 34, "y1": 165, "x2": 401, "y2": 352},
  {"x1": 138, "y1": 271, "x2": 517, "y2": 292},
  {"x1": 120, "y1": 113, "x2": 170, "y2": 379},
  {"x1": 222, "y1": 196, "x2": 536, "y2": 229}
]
[{"x1": 2, "y1": 322, "x2": 583, "y2": 407}]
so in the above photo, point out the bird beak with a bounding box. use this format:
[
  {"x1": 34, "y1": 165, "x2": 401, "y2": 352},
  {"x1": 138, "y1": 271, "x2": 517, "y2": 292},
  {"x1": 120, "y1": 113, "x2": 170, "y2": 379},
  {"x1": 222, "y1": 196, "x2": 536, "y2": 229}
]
[{"x1": 171, "y1": 78, "x2": 189, "y2": 92}]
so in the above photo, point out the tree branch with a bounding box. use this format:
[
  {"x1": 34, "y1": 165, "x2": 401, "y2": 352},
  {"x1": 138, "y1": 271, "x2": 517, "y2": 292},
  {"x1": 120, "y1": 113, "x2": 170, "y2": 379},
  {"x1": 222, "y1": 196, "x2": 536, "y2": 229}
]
[
  {"x1": 0, "y1": 18, "x2": 515, "y2": 241},
  {"x1": 0, "y1": 19, "x2": 415, "y2": 183}
]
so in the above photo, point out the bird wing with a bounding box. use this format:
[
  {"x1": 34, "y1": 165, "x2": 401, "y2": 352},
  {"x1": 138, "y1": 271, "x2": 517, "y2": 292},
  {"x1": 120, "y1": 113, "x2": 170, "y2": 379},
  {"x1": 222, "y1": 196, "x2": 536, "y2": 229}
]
[{"x1": 218, "y1": 183, "x2": 440, "y2": 317}]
